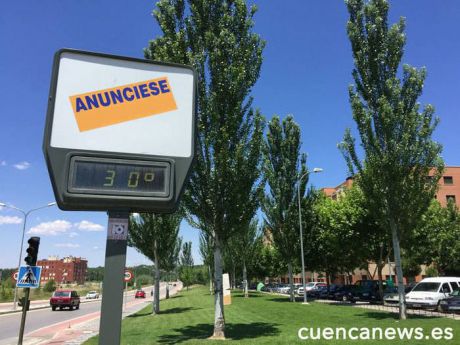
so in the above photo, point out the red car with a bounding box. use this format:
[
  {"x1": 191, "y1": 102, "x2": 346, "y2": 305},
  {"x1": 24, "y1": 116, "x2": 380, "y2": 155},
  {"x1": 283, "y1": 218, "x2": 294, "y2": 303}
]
[
  {"x1": 50, "y1": 290, "x2": 80, "y2": 311},
  {"x1": 135, "y1": 289, "x2": 146, "y2": 298}
]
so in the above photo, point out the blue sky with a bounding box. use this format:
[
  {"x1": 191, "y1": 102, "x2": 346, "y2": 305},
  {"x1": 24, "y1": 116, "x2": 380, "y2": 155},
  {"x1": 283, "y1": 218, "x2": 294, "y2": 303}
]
[{"x1": 1, "y1": 1, "x2": 459, "y2": 268}]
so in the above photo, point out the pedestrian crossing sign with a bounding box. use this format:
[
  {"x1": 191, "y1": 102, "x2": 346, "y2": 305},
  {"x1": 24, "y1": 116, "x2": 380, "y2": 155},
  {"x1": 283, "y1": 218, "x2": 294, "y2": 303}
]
[{"x1": 17, "y1": 266, "x2": 42, "y2": 288}]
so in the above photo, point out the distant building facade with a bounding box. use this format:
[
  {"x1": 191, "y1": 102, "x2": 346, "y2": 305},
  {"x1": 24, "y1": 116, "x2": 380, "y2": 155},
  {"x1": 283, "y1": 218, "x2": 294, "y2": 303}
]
[{"x1": 38, "y1": 256, "x2": 88, "y2": 285}]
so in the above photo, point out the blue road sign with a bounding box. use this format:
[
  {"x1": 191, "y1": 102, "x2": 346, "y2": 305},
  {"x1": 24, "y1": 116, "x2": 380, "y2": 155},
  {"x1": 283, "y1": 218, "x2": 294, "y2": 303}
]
[{"x1": 17, "y1": 266, "x2": 42, "y2": 288}]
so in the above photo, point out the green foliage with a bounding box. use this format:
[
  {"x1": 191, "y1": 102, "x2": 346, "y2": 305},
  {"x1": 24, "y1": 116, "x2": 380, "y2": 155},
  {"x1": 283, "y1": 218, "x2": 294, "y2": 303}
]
[
  {"x1": 401, "y1": 256, "x2": 421, "y2": 281},
  {"x1": 129, "y1": 212, "x2": 182, "y2": 270},
  {"x1": 43, "y1": 279, "x2": 57, "y2": 293},
  {"x1": 425, "y1": 266, "x2": 439, "y2": 278},
  {"x1": 341, "y1": 0, "x2": 443, "y2": 233},
  {"x1": 199, "y1": 231, "x2": 213, "y2": 271},
  {"x1": 262, "y1": 115, "x2": 307, "y2": 270},
  {"x1": 86, "y1": 267, "x2": 104, "y2": 281},
  {"x1": 146, "y1": 0, "x2": 265, "y2": 243},
  {"x1": 180, "y1": 241, "x2": 195, "y2": 289},
  {"x1": 145, "y1": 0, "x2": 265, "y2": 334},
  {"x1": 340, "y1": 0, "x2": 444, "y2": 318},
  {"x1": 309, "y1": 187, "x2": 368, "y2": 278},
  {"x1": 136, "y1": 275, "x2": 153, "y2": 287},
  {"x1": 249, "y1": 242, "x2": 285, "y2": 280},
  {"x1": 411, "y1": 200, "x2": 460, "y2": 275},
  {"x1": 180, "y1": 241, "x2": 194, "y2": 267}
]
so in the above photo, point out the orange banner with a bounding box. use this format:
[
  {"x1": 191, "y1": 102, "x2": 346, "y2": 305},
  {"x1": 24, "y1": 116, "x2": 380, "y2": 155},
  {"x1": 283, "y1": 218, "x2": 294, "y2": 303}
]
[{"x1": 69, "y1": 77, "x2": 177, "y2": 131}]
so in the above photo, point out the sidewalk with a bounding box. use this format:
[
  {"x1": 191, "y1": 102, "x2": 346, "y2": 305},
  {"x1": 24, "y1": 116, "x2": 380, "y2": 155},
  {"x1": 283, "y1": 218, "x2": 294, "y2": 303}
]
[{"x1": 7, "y1": 282, "x2": 182, "y2": 345}]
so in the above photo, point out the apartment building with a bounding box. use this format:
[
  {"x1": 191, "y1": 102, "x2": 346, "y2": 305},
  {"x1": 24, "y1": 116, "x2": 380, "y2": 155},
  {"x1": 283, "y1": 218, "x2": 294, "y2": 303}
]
[{"x1": 37, "y1": 256, "x2": 88, "y2": 285}]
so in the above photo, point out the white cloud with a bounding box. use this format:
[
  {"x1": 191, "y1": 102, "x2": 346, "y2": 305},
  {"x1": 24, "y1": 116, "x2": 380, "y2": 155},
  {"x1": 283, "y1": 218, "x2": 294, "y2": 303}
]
[
  {"x1": 69, "y1": 232, "x2": 79, "y2": 238},
  {"x1": 0, "y1": 161, "x2": 6, "y2": 166},
  {"x1": 28, "y1": 220, "x2": 72, "y2": 236},
  {"x1": 92, "y1": 246, "x2": 100, "y2": 250},
  {"x1": 54, "y1": 243, "x2": 80, "y2": 248},
  {"x1": 0, "y1": 216, "x2": 22, "y2": 225},
  {"x1": 74, "y1": 220, "x2": 104, "y2": 232},
  {"x1": 13, "y1": 161, "x2": 31, "y2": 170}
]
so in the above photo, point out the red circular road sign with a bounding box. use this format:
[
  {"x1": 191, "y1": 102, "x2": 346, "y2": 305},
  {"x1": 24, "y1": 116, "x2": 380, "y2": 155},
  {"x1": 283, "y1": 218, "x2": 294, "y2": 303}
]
[
  {"x1": 124, "y1": 270, "x2": 133, "y2": 282},
  {"x1": 12, "y1": 271, "x2": 18, "y2": 281}
]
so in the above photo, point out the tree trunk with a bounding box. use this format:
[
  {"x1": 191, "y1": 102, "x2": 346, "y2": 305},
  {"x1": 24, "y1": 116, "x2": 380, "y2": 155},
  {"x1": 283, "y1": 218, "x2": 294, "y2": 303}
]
[
  {"x1": 232, "y1": 262, "x2": 236, "y2": 290},
  {"x1": 288, "y1": 262, "x2": 295, "y2": 302},
  {"x1": 389, "y1": 217, "x2": 406, "y2": 320},
  {"x1": 166, "y1": 272, "x2": 170, "y2": 299},
  {"x1": 211, "y1": 233, "x2": 225, "y2": 339},
  {"x1": 209, "y1": 265, "x2": 213, "y2": 295},
  {"x1": 377, "y1": 243, "x2": 384, "y2": 303},
  {"x1": 243, "y1": 260, "x2": 248, "y2": 298},
  {"x1": 377, "y1": 262, "x2": 384, "y2": 303},
  {"x1": 153, "y1": 240, "x2": 160, "y2": 314}
]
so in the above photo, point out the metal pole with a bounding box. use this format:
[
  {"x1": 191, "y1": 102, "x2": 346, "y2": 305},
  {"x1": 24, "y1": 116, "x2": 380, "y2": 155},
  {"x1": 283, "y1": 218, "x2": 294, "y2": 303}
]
[
  {"x1": 99, "y1": 211, "x2": 129, "y2": 345},
  {"x1": 124, "y1": 281, "x2": 128, "y2": 311},
  {"x1": 17, "y1": 288, "x2": 30, "y2": 345},
  {"x1": 298, "y1": 172, "x2": 308, "y2": 304},
  {"x1": 2, "y1": 203, "x2": 55, "y2": 311},
  {"x1": 13, "y1": 210, "x2": 27, "y2": 311}
]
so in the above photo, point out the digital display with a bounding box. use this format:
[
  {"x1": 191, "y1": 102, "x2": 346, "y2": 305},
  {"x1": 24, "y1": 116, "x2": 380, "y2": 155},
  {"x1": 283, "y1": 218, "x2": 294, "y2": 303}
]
[{"x1": 68, "y1": 158, "x2": 170, "y2": 197}]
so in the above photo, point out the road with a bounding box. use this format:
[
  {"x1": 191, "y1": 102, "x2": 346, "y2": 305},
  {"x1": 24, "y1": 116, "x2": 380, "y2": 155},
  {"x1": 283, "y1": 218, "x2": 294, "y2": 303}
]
[{"x1": 0, "y1": 283, "x2": 174, "y2": 345}]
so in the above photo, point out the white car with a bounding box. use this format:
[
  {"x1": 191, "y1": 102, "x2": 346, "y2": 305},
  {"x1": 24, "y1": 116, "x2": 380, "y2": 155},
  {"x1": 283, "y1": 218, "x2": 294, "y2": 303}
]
[
  {"x1": 85, "y1": 291, "x2": 100, "y2": 299},
  {"x1": 406, "y1": 277, "x2": 460, "y2": 310},
  {"x1": 297, "y1": 282, "x2": 326, "y2": 296}
]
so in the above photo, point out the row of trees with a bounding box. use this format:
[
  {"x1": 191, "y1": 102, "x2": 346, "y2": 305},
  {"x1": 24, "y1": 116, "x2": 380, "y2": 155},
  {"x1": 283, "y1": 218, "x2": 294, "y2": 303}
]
[{"x1": 126, "y1": 0, "x2": 451, "y2": 337}]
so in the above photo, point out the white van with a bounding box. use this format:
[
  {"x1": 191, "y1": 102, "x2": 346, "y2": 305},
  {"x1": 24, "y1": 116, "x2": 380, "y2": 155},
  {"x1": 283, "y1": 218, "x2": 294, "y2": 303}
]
[{"x1": 406, "y1": 277, "x2": 460, "y2": 310}]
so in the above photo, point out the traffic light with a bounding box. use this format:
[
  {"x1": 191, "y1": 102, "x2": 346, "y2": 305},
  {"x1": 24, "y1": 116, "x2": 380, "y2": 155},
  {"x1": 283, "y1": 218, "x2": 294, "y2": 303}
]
[{"x1": 24, "y1": 237, "x2": 40, "y2": 266}]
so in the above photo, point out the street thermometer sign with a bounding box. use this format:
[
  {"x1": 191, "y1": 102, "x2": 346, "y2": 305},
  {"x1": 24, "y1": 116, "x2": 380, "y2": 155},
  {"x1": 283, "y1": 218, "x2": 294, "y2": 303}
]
[{"x1": 43, "y1": 49, "x2": 196, "y2": 212}]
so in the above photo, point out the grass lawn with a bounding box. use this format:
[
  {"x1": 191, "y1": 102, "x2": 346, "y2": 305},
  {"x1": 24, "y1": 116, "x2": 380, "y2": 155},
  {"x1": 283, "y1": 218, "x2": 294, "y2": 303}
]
[{"x1": 84, "y1": 286, "x2": 460, "y2": 344}]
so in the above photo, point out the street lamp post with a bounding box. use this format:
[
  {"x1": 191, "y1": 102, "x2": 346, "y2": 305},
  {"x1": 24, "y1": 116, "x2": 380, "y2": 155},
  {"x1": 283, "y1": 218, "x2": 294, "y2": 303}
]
[
  {"x1": 297, "y1": 167, "x2": 323, "y2": 304},
  {"x1": 0, "y1": 202, "x2": 56, "y2": 310}
]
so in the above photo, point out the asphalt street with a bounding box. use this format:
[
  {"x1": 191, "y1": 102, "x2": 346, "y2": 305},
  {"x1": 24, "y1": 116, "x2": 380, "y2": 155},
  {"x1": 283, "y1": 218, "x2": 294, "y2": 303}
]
[{"x1": 0, "y1": 285, "x2": 159, "y2": 343}]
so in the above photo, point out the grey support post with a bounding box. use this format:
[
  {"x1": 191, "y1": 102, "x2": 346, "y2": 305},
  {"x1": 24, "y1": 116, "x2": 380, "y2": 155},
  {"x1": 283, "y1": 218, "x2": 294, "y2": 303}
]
[{"x1": 99, "y1": 212, "x2": 129, "y2": 345}]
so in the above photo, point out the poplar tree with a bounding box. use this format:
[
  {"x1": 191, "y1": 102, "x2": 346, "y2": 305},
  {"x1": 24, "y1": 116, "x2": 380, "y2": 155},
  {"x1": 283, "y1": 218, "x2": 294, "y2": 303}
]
[
  {"x1": 341, "y1": 0, "x2": 443, "y2": 319},
  {"x1": 145, "y1": 0, "x2": 264, "y2": 338},
  {"x1": 128, "y1": 212, "x2": 182, "y2": 314},
  {"x1": 179, "y1": 241, "x2": 194, "y2": 290},
  {"x1": 262, "y1": 115, "x2": 308, "y2": 302}
]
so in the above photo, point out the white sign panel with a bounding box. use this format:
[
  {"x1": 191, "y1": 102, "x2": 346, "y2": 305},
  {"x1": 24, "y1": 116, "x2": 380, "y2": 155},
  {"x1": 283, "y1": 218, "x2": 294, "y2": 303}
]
[{"x1": 50, "y1": 51, "x2": 194, "y2": 158}]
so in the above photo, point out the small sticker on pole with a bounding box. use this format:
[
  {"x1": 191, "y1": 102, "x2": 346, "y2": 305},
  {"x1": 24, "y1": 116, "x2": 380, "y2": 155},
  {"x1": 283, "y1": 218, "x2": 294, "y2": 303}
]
[{"x1": 108, "y1": 218, "x2": 128, "y2": 240}]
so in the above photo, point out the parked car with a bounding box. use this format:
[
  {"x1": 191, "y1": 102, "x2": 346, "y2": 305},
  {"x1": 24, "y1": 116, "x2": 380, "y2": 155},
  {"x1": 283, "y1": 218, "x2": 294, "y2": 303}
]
[
  {"x1": 135, "y1": 289, "x2": 146, "y2": 298},
  {"x1": 406, "y1": 277, "x2": 460, "y2": 310},
  {"x1": 439, "y1": 290, "x2": 460, "y2": 313},
  {"x1": 297, "y1": 282, "x2": 326, "y2": 296},
  {"x1": 310, "y1": 285, "x2": 328, "y2": 299},
  {"x1": 383, "y1": 285, "x2": 423, "y2": 306},
  {"x1": 326, "y1": 285, "x2": 343, "y2": 299},
  {"x1": 50, "y1": 290, "x2": 80, "y2": 311},
  {"x1": 310, "y1": 284, "x2": 342, "y2": 299},
  {"x1": 277, "y1": 284, "x2": 291, "y2": 294},
  {"x1": 334, "y1": 285, "x2": 360, "y2": 302},
  {"x1": 85, "y1": 291, "x2": 99, "y2": 299},
  {"x1": 292, "y1": 283, "x2": 302, "y2": 295},
  {"x1": 354, "y1": 280, "x2": 394, "y2": 303}
]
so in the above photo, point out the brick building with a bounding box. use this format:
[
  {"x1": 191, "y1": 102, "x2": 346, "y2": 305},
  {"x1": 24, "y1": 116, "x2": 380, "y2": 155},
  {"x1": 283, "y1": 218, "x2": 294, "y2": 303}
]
[{"x1": 38, "y1": 256, "x2": 88, "y2": 285}]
